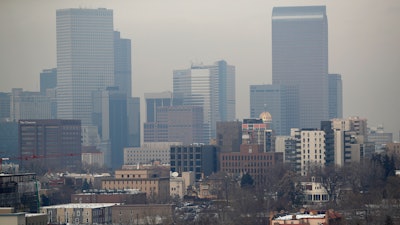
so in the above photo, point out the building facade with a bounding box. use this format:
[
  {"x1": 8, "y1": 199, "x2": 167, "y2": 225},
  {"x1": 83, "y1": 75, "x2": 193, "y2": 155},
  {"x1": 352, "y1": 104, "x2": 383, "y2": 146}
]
[
  {"x1": 18, "y1": 119, "x2": 82, "y2": 171},
  {"x1": 250, "y1": 84, "x2": 299, "y2": 135},
  {"x1": 328, "y1": 74, "x2": 343, "y2": 119},
  {"x1": 124, "y1": 142, "x2": 182, "y2": 165},
  {"x1": 41, "y1": 203, "x2": 114, "y2": 225},
  {"x1": 144, "y1": 105, "x2": 205, "y2": 144},
  {"x1": 272, "y1": 6, "x2": 329, "y2": 129},
  {"x1": 39, "y1": 68, "x2": 57, "y2": 95},
  {"x1": 242, "y1": 118, "x2": 274, "y2": 152},
  {"x1": 10, "y1": 88, "x2": 54, "y2": 121},
  {"x1": 101, "y1": 168, "x2": 170, "y2": 202},
  {"x1": 56, "y1": 8, "x2": 115, "y2": 125},
  {"x1": 290, "y1": 128, "x2": 326, "y2": 176},
  {"x1": 144, "y1": 91, "x2": 178, "y2": 123},
  {"x1": 111, "y1": 204, "x2": 174, "y2": 225},
  {"x1": 173, "y1": 60, "x2": 235, "y2": 141},
  {"x1": 0, "y1": 173, "x2": 38, "y2": 213},
  {"x1": 220, "y1": 144, "x2": 283, "y2": 186},
  {"x1": 0, "y1": 92, "x2": 11, "y2": 121},
  {"x1": 71, "y1": 189, "x2": 146, "y2": 204},
  {"x1": 170, "y1": 144, "x2": 219, "y2": 180},
  {"x1": 114, "y1": 31, "x2": 132, "y2": 97},
  {"x1": 0, "y1": 122, "x2": 18, "y2": 160},
  {"x1": 216, "y1": 121, "x2": 242, "y2": 153}
]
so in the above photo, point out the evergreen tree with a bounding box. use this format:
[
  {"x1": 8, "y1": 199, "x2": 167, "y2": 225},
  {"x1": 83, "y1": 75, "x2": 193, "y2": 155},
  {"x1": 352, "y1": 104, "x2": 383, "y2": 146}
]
[{"x1": 240, "y1": 173, "x2": 254, "y2": 188}]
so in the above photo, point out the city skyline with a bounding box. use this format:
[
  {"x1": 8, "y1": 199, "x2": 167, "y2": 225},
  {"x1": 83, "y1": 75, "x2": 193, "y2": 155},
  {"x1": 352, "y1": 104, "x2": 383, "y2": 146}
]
[{"x1": 0, "y1": 0, "x2": 399, "y2": 140}]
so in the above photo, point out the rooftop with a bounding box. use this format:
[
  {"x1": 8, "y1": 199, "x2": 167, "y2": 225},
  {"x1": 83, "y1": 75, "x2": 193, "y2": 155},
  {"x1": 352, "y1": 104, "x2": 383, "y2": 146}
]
[{"x1": 41, "y1": 203, "x2": 117, "y2": 209}]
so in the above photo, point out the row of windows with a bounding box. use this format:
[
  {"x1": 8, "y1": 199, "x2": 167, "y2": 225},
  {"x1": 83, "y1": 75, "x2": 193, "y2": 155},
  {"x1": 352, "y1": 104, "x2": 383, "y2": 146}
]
[
  {"x1": 221, "y1": 155, "x2": 274, "y2": 161},
  {"x1": 306, "y1": 194, "x2": 328, "y2": 201},
  {"x1": 222, "y1": 161, "x2": 273, "y2": 167}
]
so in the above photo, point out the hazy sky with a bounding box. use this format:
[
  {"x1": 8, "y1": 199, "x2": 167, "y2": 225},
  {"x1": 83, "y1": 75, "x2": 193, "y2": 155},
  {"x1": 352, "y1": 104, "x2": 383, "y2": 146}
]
[{"x1": 1, "y1": 0, "x2": 399, "y2": 140}]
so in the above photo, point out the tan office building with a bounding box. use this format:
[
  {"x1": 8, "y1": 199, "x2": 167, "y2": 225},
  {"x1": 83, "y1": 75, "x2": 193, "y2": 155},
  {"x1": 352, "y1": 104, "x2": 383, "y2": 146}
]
[{"x1": 102, "y1": 168, "x2": 170, "y2": 202}]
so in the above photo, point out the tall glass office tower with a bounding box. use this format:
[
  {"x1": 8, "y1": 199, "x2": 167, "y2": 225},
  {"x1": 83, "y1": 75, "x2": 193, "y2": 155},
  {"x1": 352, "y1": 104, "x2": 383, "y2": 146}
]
[
  {"x1": 328, "y1": 73, "x2": 343, "y2": 119},
  {"x1": 56, "y1": 8, "x2": 115, "y2": 125},
  {"x1": 173, "y1": 60, "x2": 235, "y2": 141},
  {"x1": 272, "y1": 6, "x2": 329, "y2": 129}
]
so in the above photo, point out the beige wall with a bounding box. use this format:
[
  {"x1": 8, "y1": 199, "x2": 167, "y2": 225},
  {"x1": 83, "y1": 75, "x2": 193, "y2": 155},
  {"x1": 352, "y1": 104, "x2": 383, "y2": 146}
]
[
  {"x1": 0, "y1": 214, "x2": 26, "y2": 225},
  {"x1": 25, "y1": 214, "x2": 47, "y2": 225},
  {"x1": 112, "y1": 204, "x2": 174, "y2": 225}
]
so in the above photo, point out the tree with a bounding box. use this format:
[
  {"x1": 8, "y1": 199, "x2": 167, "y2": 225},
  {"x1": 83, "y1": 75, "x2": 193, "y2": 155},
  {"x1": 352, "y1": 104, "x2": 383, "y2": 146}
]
[
  {"x1": 240, "y1": 173, "x2": 254, "y2": 188},
  {"x1": 385, "y1": 215, "x2": 394, "y2": 225},
  {"x1": 81, "y1": 178, "x2": 90, "y2": 191}
]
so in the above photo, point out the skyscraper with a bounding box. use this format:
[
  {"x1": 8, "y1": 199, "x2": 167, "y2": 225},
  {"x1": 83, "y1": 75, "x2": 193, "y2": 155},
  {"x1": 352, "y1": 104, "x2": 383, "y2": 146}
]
[
  {"x1": 250, "y1": 84, "x2": 299, "y2": 135},
  {"x1": 40, "y1": 68, "x2": 57, "y2": 95},
  {"x1": 114, "y1": 31, "x2": 132, "y2": 97},
  {"x1": 173, "y1": 60, "x2": 235, "y2": 141},
  {"x1": 56, "y1": 8, "x2": 114, "y2": 125},
  {"x1": 272, "y1": 6, "x2": 329, "y2": 130},
  {"x1": 144, "y1": 91, "x2": 175, "y2": 123},
  {"x1": 328, "y1": 73, "x2": 343, "y2": 119}
]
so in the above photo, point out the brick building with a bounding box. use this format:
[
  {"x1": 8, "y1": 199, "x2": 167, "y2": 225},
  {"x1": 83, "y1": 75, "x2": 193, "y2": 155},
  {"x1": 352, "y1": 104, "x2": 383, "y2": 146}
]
[
  {"x1": 112, "y1": 204, "x2": 174, "y2": 225},
  {"x1": 18, "y1": 119, "x2": 81, "y2": 171},
  {"x1": 220, "y1": 144, "x2": 283, "y2": 186}
]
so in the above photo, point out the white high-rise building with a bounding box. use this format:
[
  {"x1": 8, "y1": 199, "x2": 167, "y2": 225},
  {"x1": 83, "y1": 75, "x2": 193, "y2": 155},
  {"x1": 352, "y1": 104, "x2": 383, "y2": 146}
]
[
  {"x1": 291, "y1": 128, "x2": 326, "y2": 176},
  {"x1": 56, "y1": 8, "x2": 115, "y2": 125},
  {"x1": 272, "y1": 6, "x2": 329, "y2": 130},
  {"x1": 173, "y1": 60, "x2": 235, "y2": 141}
]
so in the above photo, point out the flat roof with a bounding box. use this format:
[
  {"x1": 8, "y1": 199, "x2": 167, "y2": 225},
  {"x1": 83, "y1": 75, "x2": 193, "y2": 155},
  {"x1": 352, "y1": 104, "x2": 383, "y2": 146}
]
[
  {"x1": 25, "y1": 213, "x2": 47, "y2": 217},
  {"x1": 41, "y1": 203, "x2": 117, "y2": 209},
  {"x1": 274, "y1": 214, "x2": 325, "y2": 220}
]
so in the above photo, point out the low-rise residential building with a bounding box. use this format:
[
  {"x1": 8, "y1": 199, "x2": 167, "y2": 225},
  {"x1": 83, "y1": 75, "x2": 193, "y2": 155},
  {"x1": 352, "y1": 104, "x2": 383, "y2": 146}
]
[
  {"x1": 0, "y1": 208, "x2": 47, "y2": 225},
  {"x1": 170, "y1": 171, "x2": 195, "y2": 198},
  {"x1": 386, "y1": 142, "x2": 400, "y2": 155},
  {"x1": 63, "y1": 172, "x2": 112, "y2": 190},
  {"x1": 270, "y1": 209, "x2": 342, "y2": 225},
  {"x1": 301, "y1": 178, "x2": 329, "y2": 204},
  {"x1": 71, "y1": 189, "x2": 146, "y2": 204},
  {"x1": 0, "y1": 212, "x2": 26, "y2": 225},
  {"x1": 40, "y1": 203, "x2": 115, "y2": 225},
  {"x1": 112, "y1": 204, "x2": 174, "y2": 225}
]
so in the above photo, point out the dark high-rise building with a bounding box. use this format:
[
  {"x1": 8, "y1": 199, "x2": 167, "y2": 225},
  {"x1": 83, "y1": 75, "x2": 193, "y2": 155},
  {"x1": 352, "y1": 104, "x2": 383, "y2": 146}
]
[
  {"x1": 18, "y1": 119, "x2": 82, "y2": 171},
  {"x1": 127, "y1": 97, "x2": 140, "y2": 147},
  {"x1": 0, "y1": 121, "x2": 18, "y2": 159},
  {"x1": 114, "y1": 31, "x2": 132, "y2": 97},
  {"x1": 328, "y1": 73, "x2": 343, "y2": 119},
  {"x1": 0, "y1": 92, "x2": 10, "y2": 121},
  {"x1": 272, "y1": 6, "x2": 329, "y2": 129},
  {"x1": 216, "y1": 121, "x2": 242, "y2": 153},
  {"x1": 40, "y1": 68, "x2": 57, "y2": 95},
  {"x1": 170, "y1": 144, "x2": 218, "y2": 180},
  {"x1": 109, "y1": 92, "x2": 128, "y2": 169},
  {"x1": 92, "y1": 88, "x2": 129, "y2": 169},
  {"x1": 321, "y1": 120, "x2": 335, "y2": 166}
]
